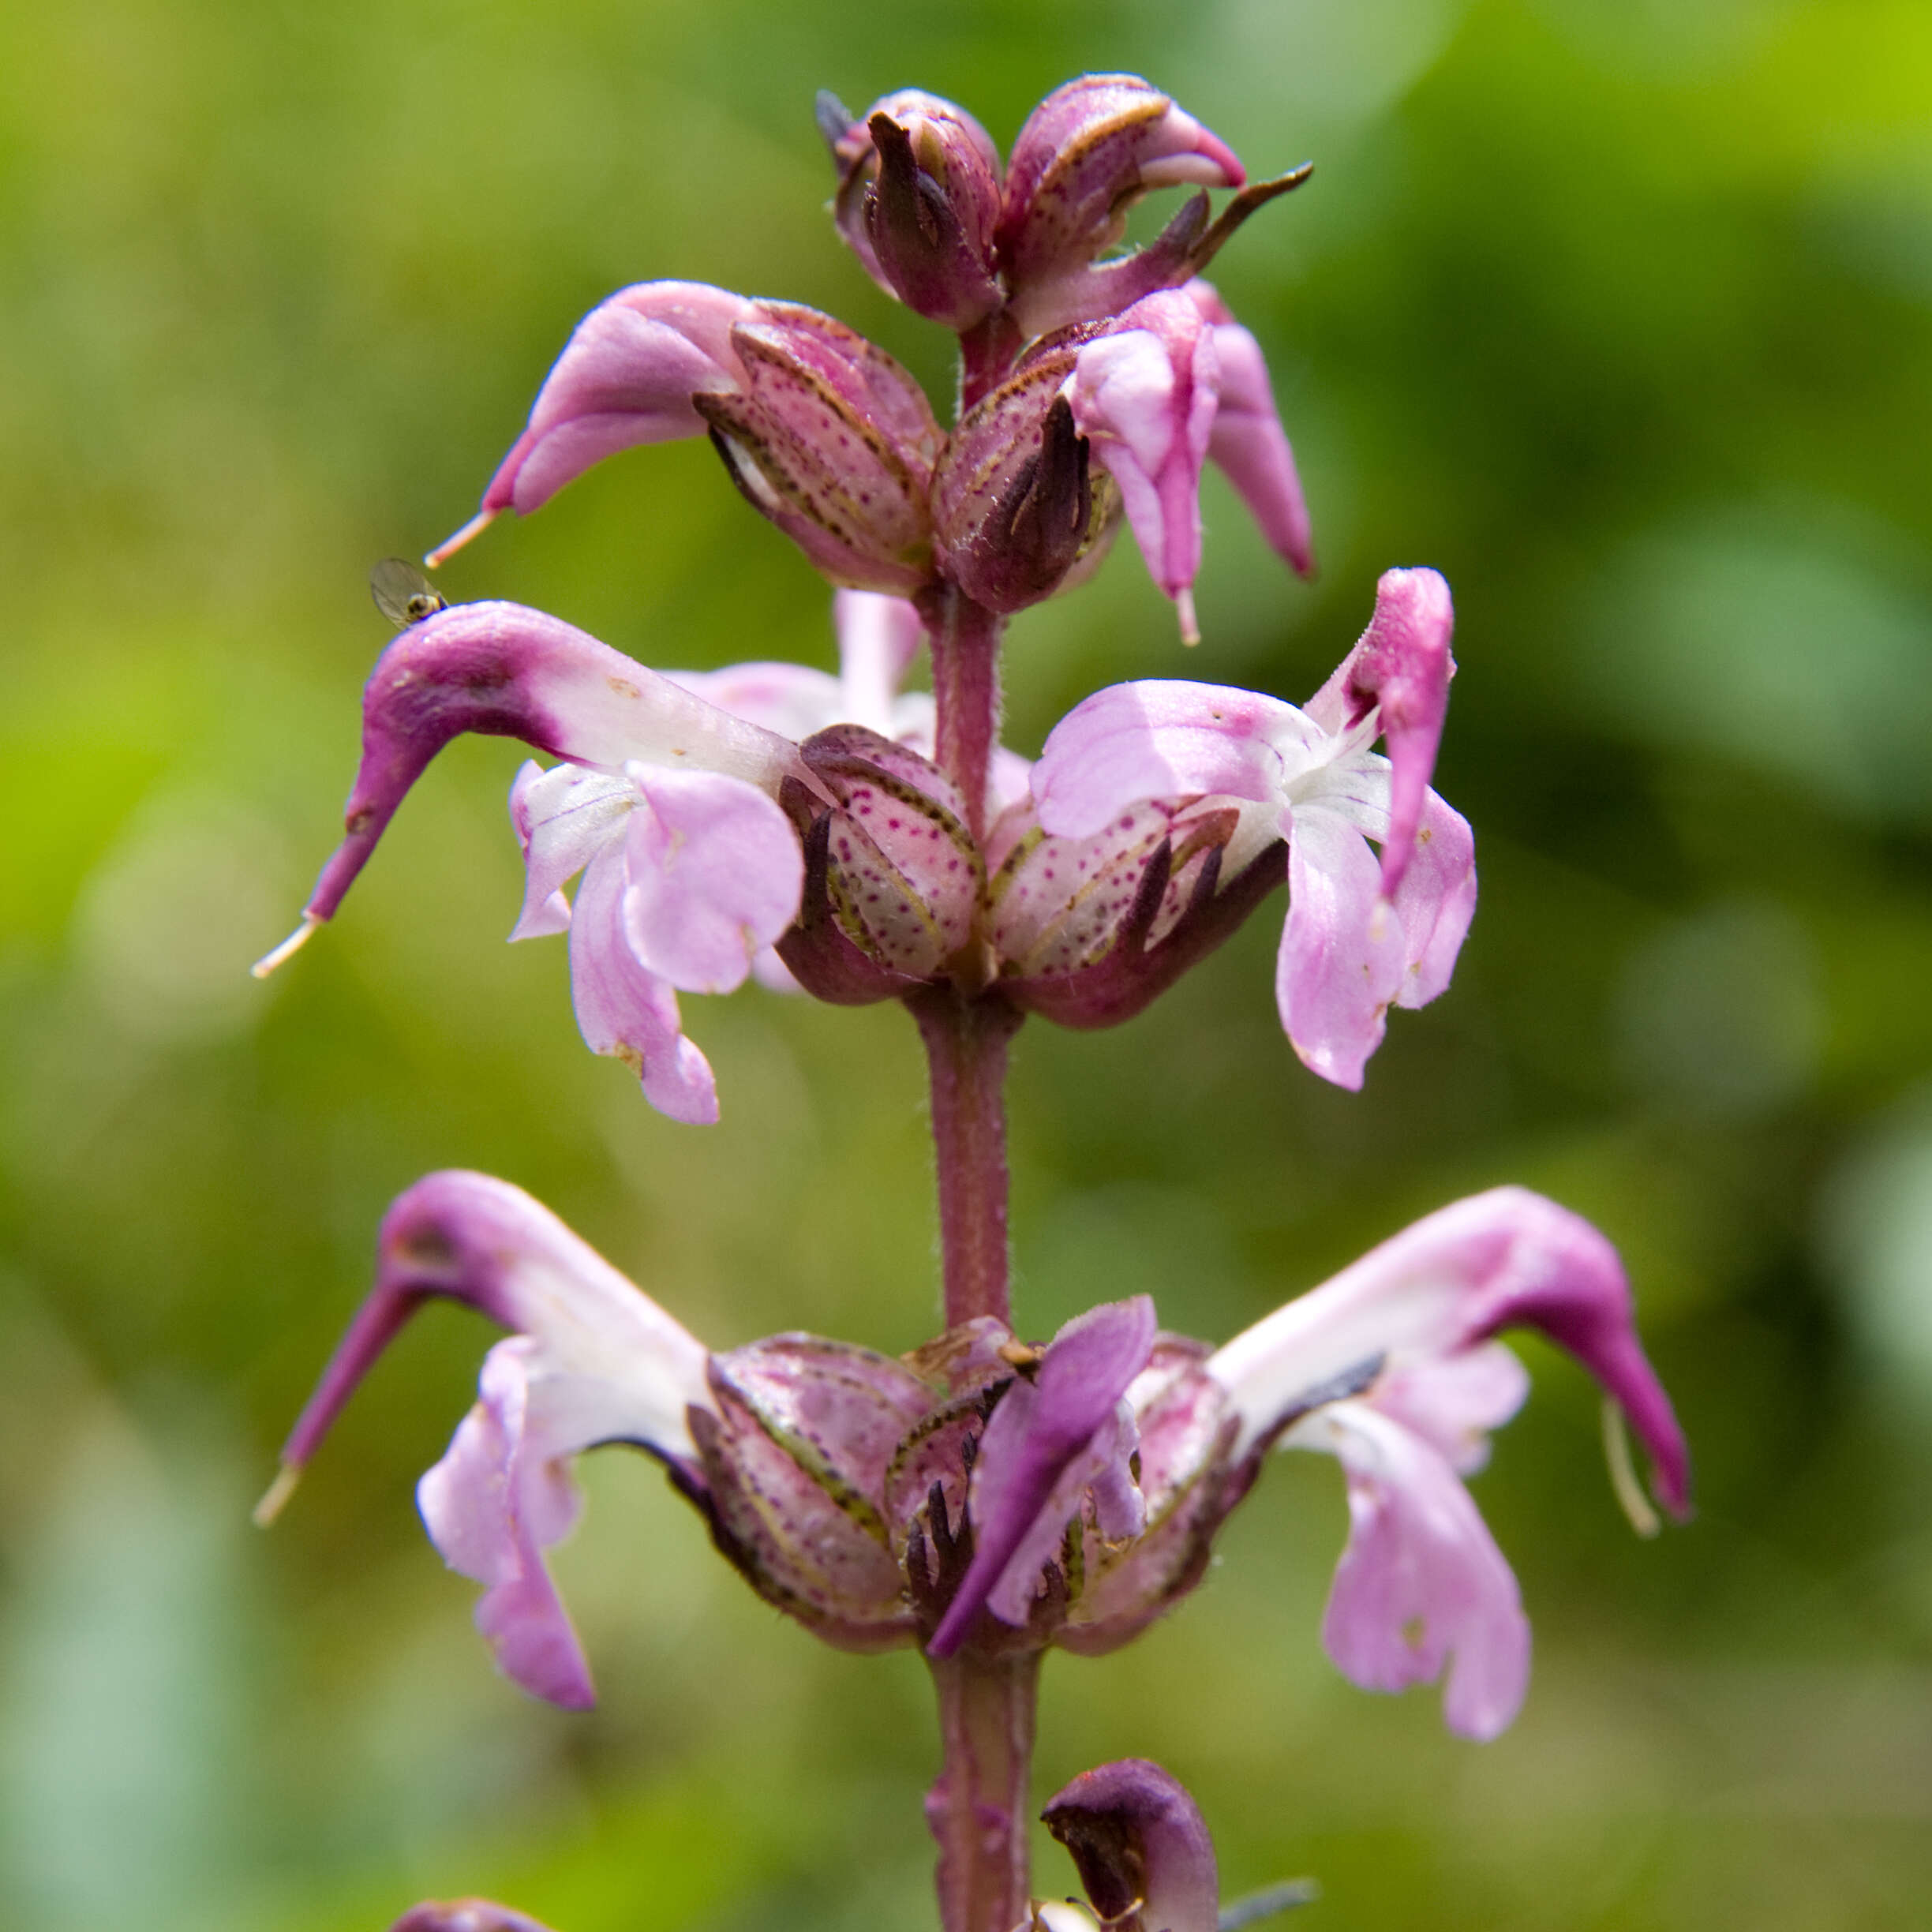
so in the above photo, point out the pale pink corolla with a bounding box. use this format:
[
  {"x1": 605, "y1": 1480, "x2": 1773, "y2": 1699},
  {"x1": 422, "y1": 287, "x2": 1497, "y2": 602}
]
[
  {"x1": 1064, "y1": 284, "x2": 1312, "y2": 641},
  {"x1": 1205, "y1": 1186, "x2": 1690, "y2": 1739},
  {"x1": 1186, "y1": 279, "x2": 1314, "y2": 579},
  {"x1": 430, "y1": 286, "x2": 942, "y2": 594},
  {"x1": 255, "y1": 599, "x2": 810, "y2": 1123},
  {"x1": 260, "y1": 1172, "x2": 715, "y2": 1709},
  {"x1": 1029, "y1": 569, "x2": 1472, "y2": 1088},
  {"x1": 428, "y1": 281, "x2": 758, "y2": 561}
]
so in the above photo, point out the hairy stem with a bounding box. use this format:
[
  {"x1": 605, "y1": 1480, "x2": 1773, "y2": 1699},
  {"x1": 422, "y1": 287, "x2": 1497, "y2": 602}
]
[
  {"x1": 927, "y1": 1650, "x2": 1042, "y2": 1932},
  {"x1": 910, "y1": 987, "x2": 1021, "y2": 1331},
  {"x1": 915, "y1": 583, "x2": 1005, "y2": 841}
]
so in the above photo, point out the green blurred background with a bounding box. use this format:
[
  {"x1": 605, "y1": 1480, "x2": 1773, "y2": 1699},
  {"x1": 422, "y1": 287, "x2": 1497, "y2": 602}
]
[{"x1": 3, "y1": 1, "x2": 1930, "y2": 1926}]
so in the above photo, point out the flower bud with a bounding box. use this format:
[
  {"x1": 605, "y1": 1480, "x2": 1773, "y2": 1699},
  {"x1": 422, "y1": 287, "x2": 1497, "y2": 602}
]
[
  {"x1": 998, "y1": 75, "x2": 1244, "y2": 335},
  {"x1": 985, "y1": 793, "x2": 1286, "y2": 1031},
  {"x1": 788, "y1": 724, "x2": 985, "y2": 981},
  {"x1": 822, "y1": 91, "x2": 1004, "y2": 330},
  {"x1": 694, "y1": 304, "x2": 941, "y2": 593},
  {"x1": 930, "y1": 343, "x2": 1115, "y2": 614},
  {"x1": 1042, "y1": 1758, "x2": 1222, "y2": 1932},
  {"x1": 691, "y1": 1335, "x2": 930, "y2": 1649}
]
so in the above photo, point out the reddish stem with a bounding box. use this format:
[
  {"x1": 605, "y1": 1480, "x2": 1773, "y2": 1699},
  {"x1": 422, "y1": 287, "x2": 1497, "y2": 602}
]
[
  {"x1": 910, "y1": 987, "x2": 1021, "y2": 1331},
  {"x1": 927, "y1": 1650, "x2": 1041, "y2": 1932},
  {"x1": 915, "y1": 583, "x2": 1005, "y2": 842}
]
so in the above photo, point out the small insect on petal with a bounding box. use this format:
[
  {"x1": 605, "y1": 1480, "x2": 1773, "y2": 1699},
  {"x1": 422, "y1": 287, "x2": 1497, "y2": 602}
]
[{"x1": 371, "y1": 556, "x2": 451, "y2": 629}]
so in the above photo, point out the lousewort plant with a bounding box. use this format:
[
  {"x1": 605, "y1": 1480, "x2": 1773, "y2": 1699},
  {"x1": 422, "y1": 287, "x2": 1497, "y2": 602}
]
[{"x1": 255, "y1": 74, "x2": 1687, "y2": 1932}]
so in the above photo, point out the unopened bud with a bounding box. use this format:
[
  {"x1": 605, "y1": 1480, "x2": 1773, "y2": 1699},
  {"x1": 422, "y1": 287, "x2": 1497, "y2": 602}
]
[
  {"x1": 792, "y1": 725, "x2": 984, "y2": 980},
  {"x1": 695, "y1": 305, "x2": 941, "y2": 593},
  {"x1": 931, "y1": 344, "x2": 1114, "y2": 613},
  {"x1": 998, "y1": 75, "x2": 1245, "y2": 335},
  {"x1": 825, "y1": 90, "x2": 1004, "y2": 331}
]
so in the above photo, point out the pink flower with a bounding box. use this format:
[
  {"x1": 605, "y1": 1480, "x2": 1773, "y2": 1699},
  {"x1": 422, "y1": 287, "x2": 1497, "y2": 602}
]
[
  {"x1": 430, "y1": 286, "x2": 942, "y2": 594},
  {"x1": 260, "y1": 1172, "x2": 715, "y2": 1709},
  {"x1": 254, "y1": 597, "x2": 810, "y2": 1121},
  {"x1": 1030, "y1": 568, "x2": 1473, "y2": 1088},
  {"x1": 1205, "y1": 1186, "x2": 1690, "y2": 1739}
]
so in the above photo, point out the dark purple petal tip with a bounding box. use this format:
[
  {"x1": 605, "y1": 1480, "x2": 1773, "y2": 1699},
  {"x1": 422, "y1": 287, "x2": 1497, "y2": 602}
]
[{"x1": 1044, "y1": 1757, "x2": 1220, "y2": 1932}]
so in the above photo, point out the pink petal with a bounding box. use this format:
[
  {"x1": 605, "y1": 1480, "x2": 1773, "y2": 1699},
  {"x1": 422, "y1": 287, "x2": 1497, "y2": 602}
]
[
  {"x1": 1069, "y1": 292, "x2": 1220, "y2": 612},
  {"x1": 1391, "y1": 788, "x2": 1477, "y2": 1010},
  {"x1": 1189, "y1": 282, "x2": 1313, "y2": 578},
  {"x1": 1276, "y1": 808, "x2": 1405, "y2": 1090},
  {"x1": 1373, "y1": 1344, "x2": 1530, "y2": 1477},
  {"x1": 619, "y1": 766, "x2": 803, "y2": 994},
  {"x1": 1032, "y1": 680, "x2": 1316, "y2": 841},
  {"x1": 567, "y1": 844, "x2": 719, "y2": 1122},
  {"x1": 1295, "y1": 1399, "x2": 1530, "y2": 1741},
  {"x1": 507, "y1": 761, "x2": 631, "y2": 940},
  {"x1": 833, "y1": 588, "x2": 925, "y2": 732},
  {"x1": 927, "y1": 1297, "x2": 1157, "y2": 1657},
  {"x1": 1306, "y1": 568, "x2": 1456, "y2": 896},
  {"x1": 418, "y1": 1339, "x2": 597, "y2": 1709}
]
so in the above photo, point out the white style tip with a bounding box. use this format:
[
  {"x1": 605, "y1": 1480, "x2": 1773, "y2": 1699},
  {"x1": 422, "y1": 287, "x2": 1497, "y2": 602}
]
[
  {"x1": 252, "y1": 1462, "x2": 302, "y2": 1529},
  {"x1": 424, "y1": 507, "x2": 498, "y2": 569},
  {"x1": 1175, "y1": 585, "x2": 1201, "y2": 646},
  {"x1": 251, "y1": 912, "x2": 323, "y2": 980},
  {"x1": 1601, "y1": 1396, "x2": 1661, "y2": 1540}
]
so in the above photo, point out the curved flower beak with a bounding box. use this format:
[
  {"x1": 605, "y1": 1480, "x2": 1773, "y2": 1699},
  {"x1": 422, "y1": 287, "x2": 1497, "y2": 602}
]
[
  {"x1": 259, "y1": 1171, "x2": 714, "y2": 1707},
  {"x1": 1207, "y1": 1186, "x2": 1689, "y2": 1514},
  {"x1": 927, "y1": 1296, "x2": 1157, "y2": 1657},
  {"x1": 1043, "y1": 1758, "x2": 1221, "y2": 1932}
]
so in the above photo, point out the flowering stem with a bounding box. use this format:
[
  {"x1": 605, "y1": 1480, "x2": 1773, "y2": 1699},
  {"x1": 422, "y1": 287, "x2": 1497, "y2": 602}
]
[
  {"x1": 915, "y1": 582, "x2": 1005, "y2": 841},
  {"x1": 910, "y1": 986, "x2": 1021, "y2": 1331},
  {"x1": 926, "y1": 1650, "x2": 1042, "y2": 1932}
]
